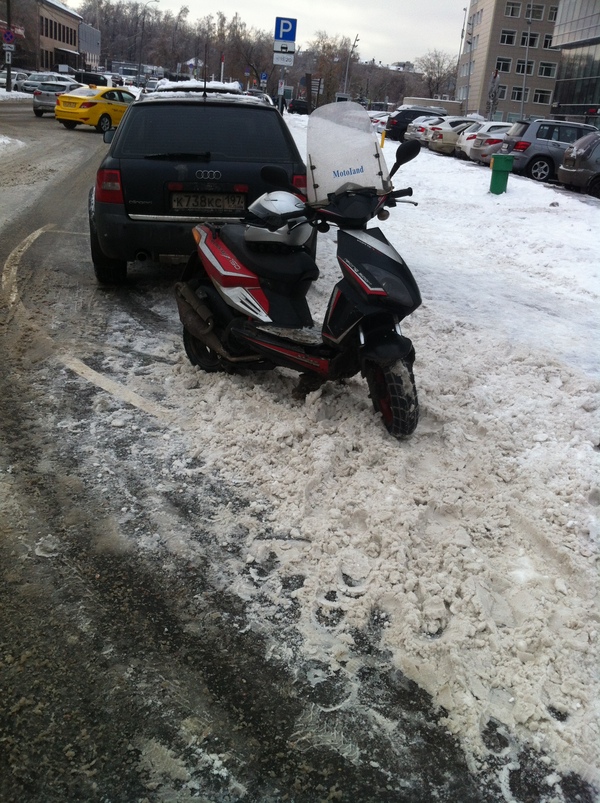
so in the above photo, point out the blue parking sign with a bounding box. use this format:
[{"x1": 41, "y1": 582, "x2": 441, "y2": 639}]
[{"x1": 274, "y1": 17, "x2": 296, "y2": 42}]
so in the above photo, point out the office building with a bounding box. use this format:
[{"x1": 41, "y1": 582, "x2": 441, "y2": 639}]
[
  {"x1": 456, "y1": 1, "x2": 561, "y2": 121},
  {"x1": 551, "y1": 0, "x2": 600, "y2": 124}
]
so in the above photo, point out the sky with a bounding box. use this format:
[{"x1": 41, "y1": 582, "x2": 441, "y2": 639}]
[
  {"x1": 123, "y1": 0, "x2": 469, "y2": 65},
  {"x1": 1, "y1": 93, "x2": 598, "y2": 793}
]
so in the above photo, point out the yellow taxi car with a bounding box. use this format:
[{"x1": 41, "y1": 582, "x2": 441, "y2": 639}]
[{"x1": 55, "y1": 85, "x2": 136, "y2": 133}]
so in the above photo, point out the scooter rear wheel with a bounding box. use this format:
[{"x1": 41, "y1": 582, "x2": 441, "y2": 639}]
[
  {"x1": 183, "y1": 327, "x2": 224, "y2": 372},
  {"x1": 364, "y1": 357, "x2": 419, "y2": 438}
]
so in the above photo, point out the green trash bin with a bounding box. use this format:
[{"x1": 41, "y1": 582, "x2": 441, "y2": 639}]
[{"x1": 489, "y1": 153, "x2": 514, "y2": 195}]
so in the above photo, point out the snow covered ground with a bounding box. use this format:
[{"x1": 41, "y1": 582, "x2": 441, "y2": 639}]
[{"x1": 1, "y1": 101, "x2": 598, "y2": 792}]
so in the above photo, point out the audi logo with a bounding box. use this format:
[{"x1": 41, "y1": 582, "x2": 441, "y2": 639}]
[{"x1": 195, "y1": 170, "x2": 222, "y2": 180}]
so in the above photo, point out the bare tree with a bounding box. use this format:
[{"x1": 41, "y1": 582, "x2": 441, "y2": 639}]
[{"x1": 414, "y1": 49, "x2": 457, "y2": 97}]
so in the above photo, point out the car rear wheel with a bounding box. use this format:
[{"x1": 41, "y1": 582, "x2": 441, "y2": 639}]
[
  {"x1": 527, "y1": 156, "x2": 553, "y2": 182},
  {"x1": 96, "y1": 113, "x2": 112, "y2": 134},
  {"x1": 33, "y1": 109, "x2": 43, "y2": 117},
  {"x1": 89, "y1": 200, "x2": 127, "y2": 284},
  {"x1": 588, "y1": 179, "x2": 600, "y2": 199},
  {"x1": 61, "y1": 121, "x2": 77, "y2": 129}
]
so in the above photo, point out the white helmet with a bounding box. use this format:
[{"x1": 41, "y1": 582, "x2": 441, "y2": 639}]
[{"x1": 245, "y1": 191, "x2": 312, "y2": 247}]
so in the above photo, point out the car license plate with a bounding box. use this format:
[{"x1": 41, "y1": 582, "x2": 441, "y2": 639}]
[
  {"x1": 171, "y1": 192, "x2": 245, "y2": 213},
  {"x1": 62, "y1": 101, "x2": 77, "y2": 108}
]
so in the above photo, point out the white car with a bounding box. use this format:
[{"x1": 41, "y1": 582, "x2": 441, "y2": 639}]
[
  {"x1": 0, "y1": 70, "x2": 29, "y2": 91},
  {"x1": 404, "y1": 115, "x2": 446, "y2": 144},
  {"x1": 456, "y1": 121, "x2": 512, "y2": 161},
  {"x1": 21, "y1": 72, "x2": 67, "y2": 93}
]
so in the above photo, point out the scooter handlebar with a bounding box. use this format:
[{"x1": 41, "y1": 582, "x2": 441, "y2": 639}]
[{"x1": 391, "y1": 187, "x2": 413, "y2": 199}]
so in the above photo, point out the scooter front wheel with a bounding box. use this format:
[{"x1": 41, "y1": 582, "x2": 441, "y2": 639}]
[
  {"x1": 364, "y1": 357, "x2": 419, "y2": 438},
  {"x1": 183, "y1": 327, "x2": 225, "y2": 373}
]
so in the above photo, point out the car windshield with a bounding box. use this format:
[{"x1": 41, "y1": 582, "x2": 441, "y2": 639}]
[{"x1": 116, "y1": 104, "x2": 294, "y2": 161}]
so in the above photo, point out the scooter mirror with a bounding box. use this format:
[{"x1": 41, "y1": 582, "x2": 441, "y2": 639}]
[
  {"x1": 260, "y1": 165, "x2": 295, "y2": 191},
  {"x1": 389, "y1": 140, "x2": 420, "y2": 179}
]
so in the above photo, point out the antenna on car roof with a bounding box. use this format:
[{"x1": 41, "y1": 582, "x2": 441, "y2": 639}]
[{"x1": 203, "y1": 43, "x2": 208, "y2": 99}]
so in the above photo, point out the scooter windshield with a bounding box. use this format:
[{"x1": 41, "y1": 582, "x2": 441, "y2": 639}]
[{"x1": 306, "y1": 101, "x2": 392, "y2": 207}]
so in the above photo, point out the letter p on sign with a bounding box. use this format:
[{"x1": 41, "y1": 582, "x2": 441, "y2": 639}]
[{"x1": 275, "y1": 17, "x2": 297, "y2": 42}]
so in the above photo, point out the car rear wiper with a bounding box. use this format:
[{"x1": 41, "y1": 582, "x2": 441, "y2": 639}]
[{"x1": 144, "y1": 151, "x2": 211, "y2": 161}]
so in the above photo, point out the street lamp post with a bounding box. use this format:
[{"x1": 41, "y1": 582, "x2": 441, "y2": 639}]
[
  {"x1": 137, "y1": 0, "x2": 158, "y2": 85},
  {"x1": 343, "y1": 34, "x2": 359, "y2": 94},
  {"x1": 520, "y1": 17, "x2": 532, "y2": 118}
]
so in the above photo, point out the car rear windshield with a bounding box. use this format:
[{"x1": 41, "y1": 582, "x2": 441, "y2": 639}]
[
  {"x1": 570, "y1": 131, "x2": 600, "y2": 157},
  {"x1": 115, "y1": 104, "x2": 297, "y2": 162},
  {"x1": 507, "y1": 122, "x2": 530, "y2": 137},
  {"x1": 68, "y1": 87, "x2": 100, "y2": 97}
]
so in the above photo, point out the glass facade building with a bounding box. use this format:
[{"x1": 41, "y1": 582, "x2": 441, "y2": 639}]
[{"x1": 552, "y1": 0, "x2": 600, "y2": 123}]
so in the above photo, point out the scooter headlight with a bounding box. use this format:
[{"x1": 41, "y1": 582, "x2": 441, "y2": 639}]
[{"x1": 365, "y1": 264, "x2": 418, "y2": 307}]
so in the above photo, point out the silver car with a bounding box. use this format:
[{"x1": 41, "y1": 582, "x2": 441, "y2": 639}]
[
  {"x1": 21, "y1": 71, "x2": 67, "y2": 93},
  {"x1": 33, "y1": 81, "x2": 82, "y2": 116},
  {"x1": 557, "y1": 131, "x2": 600, "y2": 198},
  {"x1": 499, "y1": 118, "x2": 598, "y2": 182}
]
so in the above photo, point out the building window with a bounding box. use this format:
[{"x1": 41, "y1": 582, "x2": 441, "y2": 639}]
[
  {"x1": 547, "y1": 6, "x2": 558, "y2": 22},
  {"x1": 498, "y1": 85, "x2": 508, "y2": 100},
  {"x1": 538, "y1": 61, "x2": 557, "y2": 78},
  {"x1": 525, "y1": 4, "x2": 544, "y2": 20},
  {"x1": 496, "y1": 57, "x2": 512, "y2": 72},
  {"x1": 505, "y1": 2, "x2": 521, "y2": 17},
  {"x1": 543, "y1": 34, "x2": 554, "y2": 49},
  {"x1": 511, "y1": 86, "x2": 530, "y2": 101},
  {"x1": 500, "y1": 29, "x2": 517, "y2": 45},
  {"x1": 520, "y1": 31, "x2": 539, "y2": 47},
  {"x1": 516, "y1": 59, "x2": 534, "y2": 75},
  {"x1": 533, "y1": 89, "x2": 552, "y2": 103}
]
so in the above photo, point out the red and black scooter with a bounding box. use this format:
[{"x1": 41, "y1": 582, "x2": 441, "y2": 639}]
[{"x1": 175, "y1": 102, "x2": 422, "y2": 439}]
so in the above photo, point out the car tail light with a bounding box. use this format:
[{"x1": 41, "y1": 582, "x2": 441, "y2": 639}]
[
  {"x1": 96, "y1": 169, "x2": 124, "y2": 204},
  {"x1": 466, "y1": 134, "x2": 477, "y2": 140},
  {"x1": 33, "y1": 90, "x2": 42, "y2": 96},
  {"x1": 484, "y1": 137, "x2": 503, "y2": 146},
  {"x1": 514, "y1": 140, "x2": 531, "y2": 152},
  {"x1": 79, "y1": 102, "x2": 97, "y2": 109},
  {"x1": 233, "y1": 184, "x2": 249, "y2": 194},
  {"x1": 432, "y1": 132, "x2": 442, "y2": 141},
  {"x1": 430, "y1": 126, "x2": 442, "y2": 131},
  {"x1": 292, "y1": 174, "x2": 307, "y2": 195}
]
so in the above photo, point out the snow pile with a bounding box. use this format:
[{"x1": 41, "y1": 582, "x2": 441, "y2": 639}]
[{"x1": 147, "y1": 115, "x2": 598, "y2": 783}]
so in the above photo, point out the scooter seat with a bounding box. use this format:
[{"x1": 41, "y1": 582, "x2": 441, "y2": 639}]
[{"x1": 220, "y1": 226, "x2": 319, "y2": 283}]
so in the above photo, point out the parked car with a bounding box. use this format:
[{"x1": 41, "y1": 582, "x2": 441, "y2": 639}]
[
  {"x1": 426, "y1": 117, "x2": 476, "y2": 155},
  {"x1": 32, "y1": 80, "x2": 83, "y2": 116},
  {"x1": 371, "y1": 113, "x2": 389, "y2": 133},
  {"x1": 454, "y1": 122, "x2": 485, "y2": 159},
  {"x1": 288, "y1": 98, "x2": 309, "y2": 114},
  {"x1": 55, "y1": 85, "x2": 136, "y2": 132},
  {"x1": 470, "y1": 130, "x2": 511, "y2": 165},
  {"x1": 557, "y1": 130, "x2": 600, "y2": 198},
  {"x1": 0, "y1": 70, "x2": 30, "y2": 91},
  {"x1": 498, "y1": 118, "x2": 598, "y2": 182},
  {"x1": 21, "y1": 72, "x2": 68, "y2": 93},
  {"x1": 385, "y1": 105, "x2": 448, "y2": 141},
  {"x1": 89, "y1": 92, "x2": 312, "y2": 284},
  {"x1": 403, "y1": 115, "x2": 446, "y2": 144},
  {"x1": 456, "y1": 121, "x2": 512, "y2": 161}
]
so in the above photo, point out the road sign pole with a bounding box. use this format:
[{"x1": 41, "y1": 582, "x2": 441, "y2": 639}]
[{"x1": 5, "y1": 0, "x2": 13, "y2": 92}]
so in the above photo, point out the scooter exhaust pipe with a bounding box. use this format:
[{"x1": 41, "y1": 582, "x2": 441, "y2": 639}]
[{"x1": 174, "y1": 282, "x2": 261, "y2": 364}]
